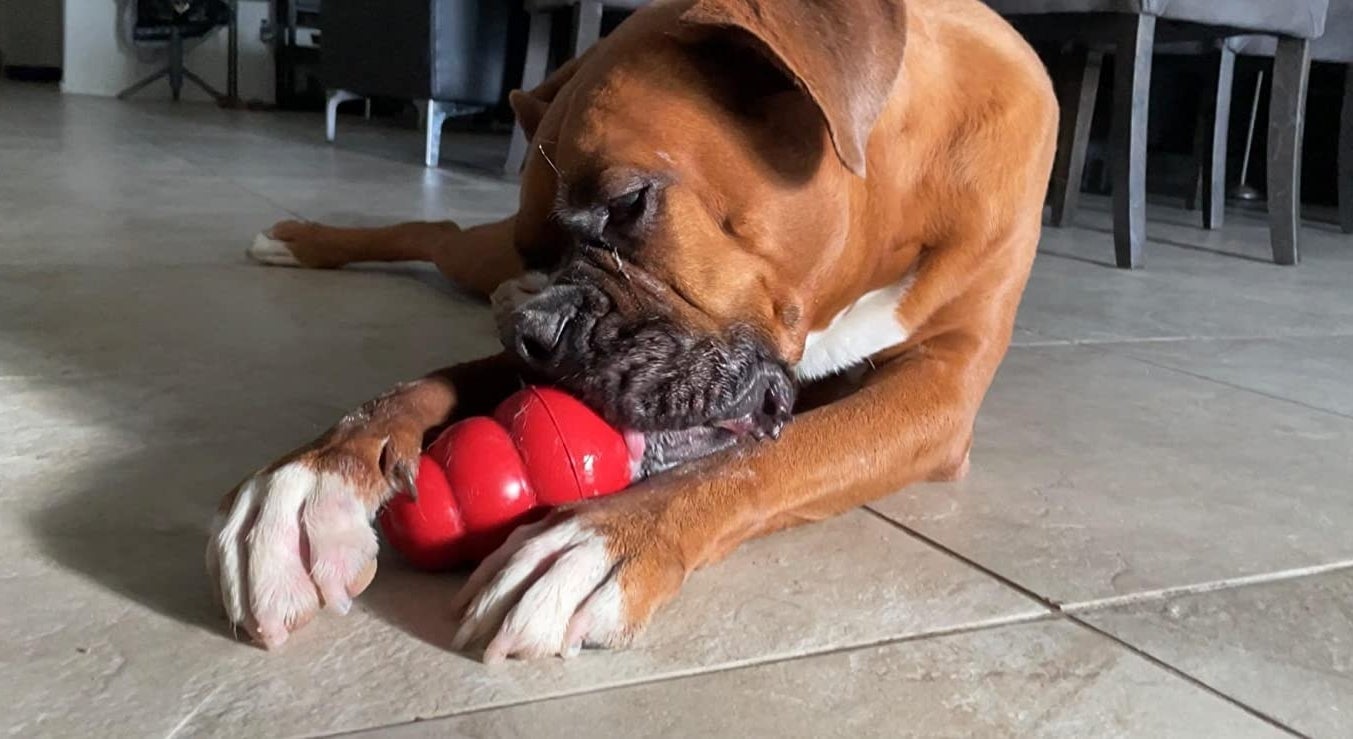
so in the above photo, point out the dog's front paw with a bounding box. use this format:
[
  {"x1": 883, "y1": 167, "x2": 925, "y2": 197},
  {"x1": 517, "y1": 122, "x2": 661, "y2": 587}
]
[
  {"x1": 449, "y1": 502, "x2": 685, "y2": 663},
  {"x1": 206, "y1": 423, "x2": 421, "y2": 648},
  {"x1": 247, "y1": 220, "x2": 353, "y2": 269}
]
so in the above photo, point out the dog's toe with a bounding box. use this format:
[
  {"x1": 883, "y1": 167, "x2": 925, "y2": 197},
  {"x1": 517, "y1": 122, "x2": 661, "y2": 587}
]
[
  {"x1": 451, "y1": 518, "x2": 627, "y2": 663},
  {"x1": 247, "y1": 232, "x2": 302, "y2": 267}
]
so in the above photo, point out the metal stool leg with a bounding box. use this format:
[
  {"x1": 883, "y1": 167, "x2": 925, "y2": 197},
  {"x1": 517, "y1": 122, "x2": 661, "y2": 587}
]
[
  {"x1": 505, "y1": 9, "x2": 555, "y2": 175},
  {"x1": 326, "y1": 89, "x2": 362, "y2": 143},
  {"x1": 116, "y1": 26, "x2": 226, "y2": 102},
  {"x1": 182, "y1": 70, "x2": 225, "y2": 101},
  {"x1": 116, "y1": 68, "x2": 172, "y2": 100},
  {"x1": 426, "y1": 100, "x2": 450, "y2": 168},
  {"x1": 571, "y1": 0, "x2": 603, "y2": 56}
]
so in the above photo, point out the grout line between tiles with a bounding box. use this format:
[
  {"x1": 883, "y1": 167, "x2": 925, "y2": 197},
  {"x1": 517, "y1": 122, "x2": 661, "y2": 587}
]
[
  {"x1": 860, "y1": 508, "x2": 1062, "y2": 610},
  {"x1": 1112, "y1": 353, "x2": 1353, "y2": 423},
  {"x1": 1010, "y1": 331, "x2": 1353, "y2": 349},
  {"x1": 861, "y1": 508, "x2": 1309, "y2": 737},
  {"x1": 1059, "y1": 559, "x2": 1353, "y2": 614},
  {"x1": 315, "y1": 609, "x2": 1060, "y2": 739},
  {"x1": 138, "y1": 135, "x2": 311, "y2": 222},
  {"x1": 1062, "y1": 618, "x2": 1307, "y2": 738},
  {"x1": 1011, "y1": 333, "x2": 1353, "y2": 423}
]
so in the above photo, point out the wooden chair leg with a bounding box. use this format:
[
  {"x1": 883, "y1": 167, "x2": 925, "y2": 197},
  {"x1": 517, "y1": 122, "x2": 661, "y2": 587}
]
[
  {"x1": 504, "y1": 10, "x2": 555, "y2": 176},
  {"x1": 1111, "y1": 14, "x2": 1156, "y2": 269},
  {"x1": 1267, "y1": 37, "x2": 1311, "y2": 266},
  {"x1": 1339, "y1": 64, "x2": 1353, "y2": 235},
  {"x1": 1202, "y1": 46, "x2": 1236, "y2": 230},
  {"x1": 1050, "y1": 48, "x2": 1102, "y2": 228}
]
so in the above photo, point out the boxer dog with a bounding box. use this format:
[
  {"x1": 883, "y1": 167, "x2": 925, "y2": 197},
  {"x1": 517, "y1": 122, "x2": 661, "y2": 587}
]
[{"x1": 208, "y1": 0, "x2": 1057, "y2": 662}]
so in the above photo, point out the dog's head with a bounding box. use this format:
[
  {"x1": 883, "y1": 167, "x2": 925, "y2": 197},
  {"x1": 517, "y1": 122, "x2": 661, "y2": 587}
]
[{"x1": 500, "y1": 0, "x2": 907, "y2": 472}]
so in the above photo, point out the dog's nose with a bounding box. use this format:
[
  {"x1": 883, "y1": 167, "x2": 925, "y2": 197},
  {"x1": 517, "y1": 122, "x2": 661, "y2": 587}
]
[
  {"x1": 502, "y1": 283, "x2": 602, "y2": 371},
  {"x1": 511, "y1": 303, "x2": 576, "y2": 368},
  {"x1": 750, "y1": 369, "x2": 796, "y2": 439},
  {"x1": 718, "y1": 365, "x2": 797, "y2": 440}
]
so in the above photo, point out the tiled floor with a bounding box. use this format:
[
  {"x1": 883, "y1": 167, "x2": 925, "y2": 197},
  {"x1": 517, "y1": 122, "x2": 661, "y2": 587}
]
[{"x1": 2, "y1": 81, "x2": 1350, "y2": 738}]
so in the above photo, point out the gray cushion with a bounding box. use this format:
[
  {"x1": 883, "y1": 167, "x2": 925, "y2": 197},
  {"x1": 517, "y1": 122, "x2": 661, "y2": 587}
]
[
  {"x1": 322, "y1": 0, "x2": 511, "y2": 105},
  {"x1": 982, "y1": 0, "x2": 1329, "y2": 40},
  {"x1": 1230, "y1": 0, "x2": 1353, "y2": 62}
]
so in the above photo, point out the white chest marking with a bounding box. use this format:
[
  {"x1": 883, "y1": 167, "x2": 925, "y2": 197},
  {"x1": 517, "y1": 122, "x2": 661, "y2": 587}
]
[{"x1": 796, "y1": 276, "x2": 914, "y2": 382}]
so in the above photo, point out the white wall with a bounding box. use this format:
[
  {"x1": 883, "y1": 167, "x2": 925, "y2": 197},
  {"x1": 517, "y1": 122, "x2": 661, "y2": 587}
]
[
  {"x1": 62, "y1": 0, "x2": 274, "y2": 103},
  {"x1": 1, "y1": 0, "x2": 66, "y2": 68}
]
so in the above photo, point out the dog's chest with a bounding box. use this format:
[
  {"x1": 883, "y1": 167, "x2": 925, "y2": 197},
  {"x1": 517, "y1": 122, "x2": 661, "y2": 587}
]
[{"x1": 795, "y1": 278, "x2": 913, "y2": 382}]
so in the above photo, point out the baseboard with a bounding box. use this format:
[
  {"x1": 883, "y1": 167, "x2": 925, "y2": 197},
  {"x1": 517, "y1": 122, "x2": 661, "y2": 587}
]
[{"x1": 3, "y1": 65, "x2": 63, "y2": 83}]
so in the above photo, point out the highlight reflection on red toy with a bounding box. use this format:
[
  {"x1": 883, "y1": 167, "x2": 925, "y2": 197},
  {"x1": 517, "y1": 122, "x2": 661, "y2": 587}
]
[{"x1": 377, "y1": 387, "x2": 635, "y2": 571}]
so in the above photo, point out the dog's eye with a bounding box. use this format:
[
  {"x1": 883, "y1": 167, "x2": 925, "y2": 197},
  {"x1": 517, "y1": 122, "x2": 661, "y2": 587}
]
[{"x1": 608, "y1": 185, "x2": 649, "y2": 224}]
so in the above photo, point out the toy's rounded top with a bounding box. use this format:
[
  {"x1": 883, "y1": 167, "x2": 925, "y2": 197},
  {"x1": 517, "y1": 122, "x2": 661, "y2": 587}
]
[{"x1": 494, "y1": 387, "x2": 631, "y2": 504}]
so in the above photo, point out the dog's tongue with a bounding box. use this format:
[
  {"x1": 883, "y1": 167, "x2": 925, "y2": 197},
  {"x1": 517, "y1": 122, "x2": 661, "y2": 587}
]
[
  {"x1": 623, "y1": 429, "x2": 646, "y2": 479},
  {"x1": 713, "y1": 416, "x2": 758, "y2": 436}
]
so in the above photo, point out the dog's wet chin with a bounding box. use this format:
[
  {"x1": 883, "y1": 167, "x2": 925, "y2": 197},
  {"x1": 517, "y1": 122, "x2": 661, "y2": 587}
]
[{"x1": 632, "y1": 424, "x2": 745, "y2": 478}]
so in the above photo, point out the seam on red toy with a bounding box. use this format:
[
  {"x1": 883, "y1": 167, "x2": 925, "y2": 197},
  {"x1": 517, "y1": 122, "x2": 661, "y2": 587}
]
[{"x1": 527, "y1": 387, "x2": 585, "y2": 500}]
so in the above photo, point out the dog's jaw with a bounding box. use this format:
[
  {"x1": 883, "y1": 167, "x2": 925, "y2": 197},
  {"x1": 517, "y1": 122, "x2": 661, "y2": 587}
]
[{"x1": 493, "y1": 272, "x2": 794, "y2": 479}]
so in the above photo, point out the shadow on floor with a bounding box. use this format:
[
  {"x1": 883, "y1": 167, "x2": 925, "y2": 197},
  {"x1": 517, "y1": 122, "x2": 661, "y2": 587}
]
[
  {"x1": 25, "y1": 415, "x2": 484, "y2": 648},
  {"x1": 27, "y1": 443, "x2": 246, "y2": 636}
]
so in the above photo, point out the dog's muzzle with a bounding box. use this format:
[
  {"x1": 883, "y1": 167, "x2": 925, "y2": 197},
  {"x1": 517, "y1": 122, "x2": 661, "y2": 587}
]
[{"x1": 499, "y1": 274, "x2": 795, "y2": 474}]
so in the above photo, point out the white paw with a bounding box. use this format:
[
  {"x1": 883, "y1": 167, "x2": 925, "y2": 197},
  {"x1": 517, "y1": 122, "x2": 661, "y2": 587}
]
[
  {"x1": 206, "y1": 461, "x2": 378, "y2": 648},
  {"x1": 247, "y1": 232, "x2": 301, "y2": 267},
  {"x1": 449, "y1": 518, "x2": 628, "y2": 663}
]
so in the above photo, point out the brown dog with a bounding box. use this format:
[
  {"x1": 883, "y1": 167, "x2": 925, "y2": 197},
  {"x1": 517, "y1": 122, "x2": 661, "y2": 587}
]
[{"x1": 208, "y1": 0, "x2": 1057, "y2": 661}]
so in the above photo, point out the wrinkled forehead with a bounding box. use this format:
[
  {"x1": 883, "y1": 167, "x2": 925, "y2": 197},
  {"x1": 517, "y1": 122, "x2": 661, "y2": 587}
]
[{"x1": 548, "y1": 36, "x2": 780, "y2": 179}]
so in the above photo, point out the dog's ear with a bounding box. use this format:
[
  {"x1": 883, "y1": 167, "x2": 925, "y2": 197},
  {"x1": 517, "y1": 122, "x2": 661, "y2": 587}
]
[
  {"x1": 508, "y1": 90, "x2": 549, "y2": 143},
  {"x1": 681, "y1": 0, "x2": 906, "y2": 177},
  {"x1": 508, "y1": 51, "x2": 594, "y2": 144}
]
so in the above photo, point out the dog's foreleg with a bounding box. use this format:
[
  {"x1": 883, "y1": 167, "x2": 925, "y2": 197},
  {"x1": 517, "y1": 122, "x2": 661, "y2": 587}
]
[{"x1": 645, "y1": 326, "x2": 1002, "y2": 567}]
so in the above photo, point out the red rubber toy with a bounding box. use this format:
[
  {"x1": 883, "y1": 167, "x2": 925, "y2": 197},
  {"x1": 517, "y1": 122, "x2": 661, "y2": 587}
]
[{"x1": 377, "y1": 387, "x2": 636, "y2": 571}]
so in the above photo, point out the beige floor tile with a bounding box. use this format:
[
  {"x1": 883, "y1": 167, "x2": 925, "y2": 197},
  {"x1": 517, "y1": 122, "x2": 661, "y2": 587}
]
[
  {"x1": 1111, "y1": 336, "x2": 1353, "y2": 418},
  {"x1": 872, "y1": 346, "x2": 1353, "y2": 605},
  {"x1": 349, "y1": 620, "x2": 1284, "y2": 739},
  {"x1": 0, "y1": 494, "x2": 1041, "y2": 736},
  {"x1": 228, "y1": 174, "x2": 518, "y2": 226},
  {"x1": 0, "y1": 175, "x2": 287, "y2": 247},
  {"x1": 1082, "y1": 570, "x2": 1353, "y2": 739},
  {"x1": 0, "y1": 264, "x2": 501, "y2": 382},
  {"x1": 1021, "y1": 202, "x2": 1353, "y2": 343}
]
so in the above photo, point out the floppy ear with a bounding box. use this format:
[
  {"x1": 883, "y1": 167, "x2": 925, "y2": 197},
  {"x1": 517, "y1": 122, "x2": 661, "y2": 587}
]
[
  {"x1": 680, "y1": 0, "x2": 907, "y2": 177},
  {"x1": 508, "y1": 89, "x2": 549, "y2": 143},
  {"x1": 508, "y1": 51, "x2": 594, "y2": 144}
]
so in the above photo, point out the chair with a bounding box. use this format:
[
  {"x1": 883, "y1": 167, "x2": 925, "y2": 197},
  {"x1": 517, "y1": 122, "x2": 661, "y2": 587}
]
[
  {"x1": 984, "y1": 0, "x2": 1331, "y2": 267},
  {"x1": 1197, "y1": 1, "x2": 1353, "y2": 235},
  {"x1": 116, "y1": 0, "x2": 233, "y2": 102},
  {"x1": 320, "y1": 0, "x2": 512, "y2": 167},
  {"x1": 503, "y1": 0, "x2": 650, "y2": 175}
]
